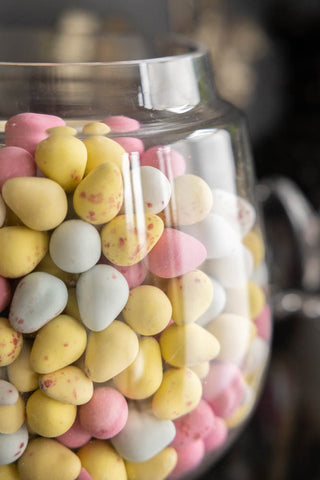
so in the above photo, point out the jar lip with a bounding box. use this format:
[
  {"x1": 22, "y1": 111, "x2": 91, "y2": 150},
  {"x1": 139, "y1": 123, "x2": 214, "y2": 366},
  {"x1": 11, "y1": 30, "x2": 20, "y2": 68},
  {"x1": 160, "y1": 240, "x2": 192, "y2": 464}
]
[{"x1": 0, "y1": 30, "x2": 209, "y2": 67}]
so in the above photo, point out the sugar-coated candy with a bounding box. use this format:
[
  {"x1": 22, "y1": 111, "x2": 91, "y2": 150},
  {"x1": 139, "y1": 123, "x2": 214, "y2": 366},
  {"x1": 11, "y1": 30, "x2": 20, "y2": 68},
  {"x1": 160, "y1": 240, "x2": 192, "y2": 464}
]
[
  {"x1": 0, "y1": 464, "x2": 20, "y2": 479},
  {"x1": 78, "y1": 440, "x2": 127, "y2": 480},
  {"x1": 76, "y1": 264, "x2": 129, "y2": 331},
  {"x1": 82, "y1": 122, "x2": 110, "y2": 136},
  {"x1": 114, "y1": 136, "x2": 144, "y2": 154},
  {"x1": 190, "y1": 361, "x2": 210, "y2": 379},
  {"x1": 136, "y1": 165, "x2": 171, "y2": 214},
  {"x1": 9, "y1": 272, "x2": 68, "y2": 333},
  {"x1": 106, "y1": 260, "x2": 147, "y2": 289},
  {"x1": 30, "y1": 314, "x2": 87, "y2": 374},
  {"x1": 0, "y1": 146, "x2": 36, "y2": 190},
  {"x1": 243, "y1": 229, "x2": 265, "y2": 267},
  {"x1": 140, "y1": 146, "x2": 186, "y2": 178},
  {"x1": 169, "y1": 438, "x2": 205, "y2": 479},
  {"x1": 35, "y1": 253, "x2": 79, "y2": 287},
  {"x1": 111, "y1": 407, "x2": 176, "y2": 462},
  {"x1": 102, "y1": 115, "x2": 140, "y2": 133},
  {"x1": 0, "y1": 424, "x2": 28, "y2": 465},
  {"x1": 18, "y1": 438, "x2": 81, "y2": 480},
  {"x1": 0, "y1": 318, "x2": 23, "y2": 367},
  {"x1": 0, "y1": 395, "x2": 25, "y2": 434},
  {"x1": 78, "y1": 468, "x2": 94, "y2": 480},
  {"x1": 83, "y1": 135, "x2": 126, "y2": 173},
  {"x1": 125, "y1": 447, "x2": 178, "y2": 480},
  {"x1": 0, "y1": 226, "x2": 48, "y2": 278},
  {"x1": 0, "y1": 380, "x2": 18, "y2": 406},
  {"x1": 7, "y1": 341, "x2": 39, "y2": 393},
  {"x1": 196, "y1": 277, "x2": 226, "y2": 327},
  {"x1": 203, "y1": 417, "x2": 228, "y2": 452},
  {"x1": 56, "y1": 416, "x2": 92, "y2": 449},
  {"x1": 254, "y1": 304, "x2": 272, "y2": 341}
]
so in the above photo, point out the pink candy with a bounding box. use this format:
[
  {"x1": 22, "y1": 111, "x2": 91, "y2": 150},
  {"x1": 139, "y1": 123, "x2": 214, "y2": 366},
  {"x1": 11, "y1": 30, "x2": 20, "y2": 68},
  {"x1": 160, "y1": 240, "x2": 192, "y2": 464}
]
[
  {"x1": 140, "y1": 146, "x2": 186, "y2": 178},
  {"x1": 254, "y1": 304, "x2": 272, "y2": 341},
  {"x1": 169, "y1": 439, "x2": 205, "y2": 479},
  {"x1": 203, "y1": 417, "x2": 228, "y2": 452},
  {"x1": 78, "y1": 468, "x2": 94, "y2": 480},
  {"x1": 146, "y1": 228, "x2": 207, "y2": 278},
  {"x1": 56, "y1": 416, "x2": 91, "y2": 449},
  {"x1": 0, "y1": 146, "x2": 36, "y2": 189},
  {"x1": 102, "y1": 115, "x2": 140, "y2": 133},
  {"x1": 5, "y1": 112, "x2": 65, "y2": 155},
  {"x1": 100, "y1": 257, "x2": 147, "y2": 289},
  {"x1": 79, "y1": 387, "x2": 128, "y2": 439},
  {"x1": 114, "y1": 137, "x2": 144, "y2": 154}
]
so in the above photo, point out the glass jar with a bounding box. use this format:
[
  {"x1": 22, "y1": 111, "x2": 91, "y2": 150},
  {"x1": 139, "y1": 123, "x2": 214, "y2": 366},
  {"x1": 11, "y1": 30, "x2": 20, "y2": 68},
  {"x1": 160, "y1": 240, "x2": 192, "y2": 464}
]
[{"x1": 0, "y1": 31, "x2": 271, "y2": 480}]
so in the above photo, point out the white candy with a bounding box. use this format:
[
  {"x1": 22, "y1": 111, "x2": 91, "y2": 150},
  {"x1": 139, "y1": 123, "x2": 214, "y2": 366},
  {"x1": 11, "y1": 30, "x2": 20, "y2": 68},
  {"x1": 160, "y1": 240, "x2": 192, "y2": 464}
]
[
  {"x1": 223, "y1": 284, "x2": 250, "y2": 317},
  {"x1": 138, "y1": 166, "x2": 171, "y2": 214},
  {"x1": 0, "y1": 424, "x2": 28, "y2": 465},
  {"x1": 207, "y1": 313, "x2": 251, "y2": 364},
  {"x1": 211, "y1": 188, "x2": 256, "y2": 238},
  {"x1": 9, "y1": 272, "x2": 68, "y2": 333},
  {"x1": 111, "y1": 407, "x2": 176, "y2": 462},
  {"x1": 49, "y1": 219, "x2": 101, "y2": 273},
  {"x1": 0, "y1": 380, "x2": 18, "y2": 406},
  {"x1": 203, "y1": 245, "x2": 253, "y2": 288},
  {"x1": 182, "y1": 213, "x2": 241, "y2": 259},
  {"x1": 197, "y1": 277, "x2": 226, "y2": 326},
  {"x1": 242, "y1": 337, "x2": 270, "y2": 376},
  {"x1": 76, "y1": 264, "x2": 129, "y2": 332}
]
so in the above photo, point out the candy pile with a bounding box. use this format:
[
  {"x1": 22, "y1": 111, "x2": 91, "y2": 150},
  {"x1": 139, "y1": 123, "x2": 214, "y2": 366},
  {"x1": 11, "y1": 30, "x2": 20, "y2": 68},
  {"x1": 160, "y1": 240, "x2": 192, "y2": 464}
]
[{"x1": 0, "y1": 113, "x2": 271, "y2": 480}]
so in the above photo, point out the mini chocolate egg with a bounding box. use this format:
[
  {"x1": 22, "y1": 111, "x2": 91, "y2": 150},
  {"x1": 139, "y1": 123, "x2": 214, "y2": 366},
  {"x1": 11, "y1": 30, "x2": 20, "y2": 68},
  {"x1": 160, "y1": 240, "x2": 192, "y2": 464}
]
[
  {"x1": 196, "y1": 277, "x2": 226, "y2": 327},
  {"x1": 78, "y1": 440, "x2": 127, "y2": 480},
  {"x1": 39, "y1": 366, "x2": 93, "y2": 405},
  {"x1": 0, "y1": 395, "x2": 25, "y2": 434},
  {"x1": 0, "y1": 424, "x2": 28, "y2": 465},
  {"x1": 125, "y1": 447, "x2": 177, "y2": 480},
  {"x1": 7, "y1": 341, "x2": 39, "y2": 393},
  {"x1": 133, "y1": 165, "x2": 171, "y2": 214},
  {"x1": 0, "y1": 318, "x2": 23, "y2": 367},
  {"x1": 0, "y1": 380, "x2": 18, "y2": 406}
]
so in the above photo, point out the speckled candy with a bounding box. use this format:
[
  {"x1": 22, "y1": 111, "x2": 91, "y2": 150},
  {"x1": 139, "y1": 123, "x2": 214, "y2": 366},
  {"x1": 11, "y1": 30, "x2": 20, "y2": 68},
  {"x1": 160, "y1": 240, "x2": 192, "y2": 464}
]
[
  {"x1": 0, "y1": 424, "x2": 28, "y2": 465},
  {"x1": 203, "y1": 417, "x2": 228, "y2": 452},
  {"x1": 169, "y1": 439, "x2": 205, "y2": 479},
  {"x1": 83, "y1": 136, "x2": 126, "y2": 173},
  {"x1": 0, "y1": 380, "x2": 18, "y2": 406},
  {"x1": 56, "y1": 416, "x2": 92, "y2": 449},
  {"x1": 0, "y1": 318, "x2": 23, "y2": 367}
]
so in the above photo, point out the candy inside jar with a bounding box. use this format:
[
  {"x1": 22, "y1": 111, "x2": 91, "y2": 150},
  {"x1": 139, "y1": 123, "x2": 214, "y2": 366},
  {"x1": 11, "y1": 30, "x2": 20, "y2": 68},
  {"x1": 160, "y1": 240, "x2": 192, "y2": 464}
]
[{"x1": 0, "y1": 35, "x2": 271, "y2": 480}]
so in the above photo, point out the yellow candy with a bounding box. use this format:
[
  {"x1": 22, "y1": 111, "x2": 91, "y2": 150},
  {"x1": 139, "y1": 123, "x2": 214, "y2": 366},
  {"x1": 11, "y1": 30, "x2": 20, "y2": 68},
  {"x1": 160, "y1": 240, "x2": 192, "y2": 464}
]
[
  {"x1": 26, "y1": 389, "x2": 76, "y2": 437},
  {"x1": 18, "y1": 438, "x2": 81, "y2": 480},
  {"x1": 83, "y1": 135, "x2": 126, "y2": 173},
  {"x1": 39, "y1": 365, "x2": 93, "y2": 405},
  {"x1": 85, "y1": 320, "x2": 139, "y2": 382},
  {"x1": 7, "y1": 340, "x2": 39, "y2": 392},
  {"x1": 0, "y1": 464, "x2": 20, "y2": 480},
  {"x1": 190, "y1": 361, "x2": 210, "y2": 379},
  {"x1": 248, "y1": 281, "x2": 266, "y2": 319},
  {"x1": 2, "y1": 177, "x2": 68, "y2": 231},
  {"x1": 30, "y1": 314, "x2": 87, "y2": 374},
  {"x1": 82, "y1": 122, "x2": 111, "y2": 135},
  {"x1": 0, "y1": 394, "x2": 25, "y2": 434},
  {"x1": 152, "y1": 367, "x2": 202, "y2": 420},
  {"x1": 35, "y1": 253, "x2": 79, "y2": 287},
  {"x1": 46, "y1": 126, "x2": 78, "y2": 136},
  {"x1": 0, "y1": 226, "x2": 48, "y2": 278},
  {"x1": 35, "y1": 131, "x2": 87, "y2": 192},
  {"x1": 0, "y1": 317, "x2": 23, "y2": 367},
  {"x1": 160, "y1": 323, "x2": 220, "y2": 367},
  {"x1": 125, "y1": 447, "x2": 177, "y2": 480},
  {"x1": 167, "y1": 270, "x2": 213, "y2": 325},
  {"x1": 101, "y1": 213, "x2": 164, "y2": 266},
  {"x1": 73, "y1": 162, "x2": 123, "y2": 224},
  {"x1": 78, "y1": 439, "x2": 127, "y2": 480},
  {"x1": 114, "y1": 336, "x2": 163, "y2": 399},
  {"x1": 64, "y1": 287, "x2": 81, "y2": 321},
  {"x1": 123, "y1": 285, "x2": 172, "y2": 335},
  {"x1": 243, "y1": 230, "x2": 265, "y2": 267}
]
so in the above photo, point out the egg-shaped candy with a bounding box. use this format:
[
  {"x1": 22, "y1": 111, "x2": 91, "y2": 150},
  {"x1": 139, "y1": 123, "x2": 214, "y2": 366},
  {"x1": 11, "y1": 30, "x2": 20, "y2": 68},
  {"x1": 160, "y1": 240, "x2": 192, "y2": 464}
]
[
  {"x1": 0, "y1": 464, "x2": 20, "y2": 479},
  {"x1": 196, "y1": 277, "x2": 226, "y2": 327},
  {"x1": 78, "y1": 440, "x2": 127, "y2": 480},
  {"x1": 35, "y1": 253, "x2": 79, "y2": 287},
  {"x1": 102, "y1": 115, "x2": 140, "y2": 133},
  {"x1": 83, "y1": 135, "x2": 126, "y2": 173},
  {"x1": 0, "y1": 380, "x2": 18, "y2": 406},
  {"x1": 0, "y1": 318, "x2": 23, "y2": 367},
  {"x1": 7, "y1": 341, "x2": 39, "y2": 393},
  {"x1": 49, "y1": 219, "x2": 101, "y2": 274},
  {"x1": 140, "y1": 145, "x2": 186, "y2": 178},
  {"x1": 125, "y1": 447, "x2": 177, "y2": 480},
  {"x1": 0, "y1": 146, "x2": 36, "y2": 190},
  {"x1": 9, "y1": 272, "x2": 68, "y2": 333},
  {"x1": 76, "y1": 265, "x2": 129, "y2": 332},
  {"x1": 0, "y1": 395, "x2": 25, "y2": 434},
  {"x1": 134, "y1": 165, "x2": 171, "y2": 214},
  {"x1": 39, "y1": 366, "x2": 93, "y2": 405},
  {"x1": 0, "y1": 424, "x2": 28, "y2": 465}
]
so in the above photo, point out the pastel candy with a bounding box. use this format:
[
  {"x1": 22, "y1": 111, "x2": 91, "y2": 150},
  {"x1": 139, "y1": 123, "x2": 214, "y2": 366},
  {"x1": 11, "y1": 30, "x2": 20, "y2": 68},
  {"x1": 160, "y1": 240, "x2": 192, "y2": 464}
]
[
  {"x1": 114, "y1": 136, "x2": 144, "y2": 154},
  {"x1": 196, "y1": 277, "x2": 226, "y2": 327},
  {"x1": 169, "y1": 438, "x2": 205, "y2": 479},
  {"x1": 146, "y1": 228, "x2": 207, "y2": 278},
  {"x1": 82, "y1": 122, "x2": 110, "y2": 135},
  {"x1": 49, "y1": 220, "x2": 101, "y2": 274},
  {"x1": 0, "y1": 424, "x2": 28, "y2": 465},
  {"x1": 76, "y1": 265, "x2": 129, "y2": 331},
  {"x1": 30, "y1": 314, "x2": 87, "y2": 374},
  {"x1": 101, "y1": 214, "x2": 164, "y2": 266},
  {"x1": 111, "y1": 407, "x2": 176, "y2": 462},
  {"x1": 140, "y1": 146, "x2": 186, "y2": 178},
  {"x1": 83, "y1": 135, "x2": 126, "y2": 173},
  {"x1": 18, "y1": 438, "x2": 81, "y2": 480},
  {"x1": 203, "y1": 417, "x2": 228, "y2": 452},
  {"x1": 78, "y1": 440, "x2": 127, "y2": 480},
  {"x1": 190, "y1": 361, "x2": 210, "y2": 379},
  {"x1": 243, "y1": 229, "x2": 265, "y2": 266},
  {"x1": 102, "y1": 115, "x2": 140, "y2": 133},
  {"x1": 0, "y1": 464, "x2": 20, "y2": 479},
  {"x1": 167, "y1": 270, "x2": 213, "y2": 324},
  {"x1": 0, "y1": 275, "x2": 11, "y2": 312},
  {"x1": 0, "y1": 318, "x2": 23, "y2": 367},
  {"x1": 56, "y1": 416, "x2": 92, "y2": 449},
  {"x1": 248, "y1": 281, "x2": 266, "y2": 318},
  {"x1": 0, "y1": 380, "x2": 18, "y2": 406},
  {"x1": 79, "y1": 387, "x2": 128, "y2": 439},
  {"x1": 125, "y1": 447, "x2": 177, "y2": 480},
  {"x1": 0, "y1": 226, "x2": 48, "y2": 278},
  {"x1": 78, "y1": 468, "x2": 94, "y2": 480},
  {"x1": 242, "y1": 337, "x2": 269, "y2": 377},
  {"x1": 7, "y1": 341, "x2": 39, "y2": 393},
  {"x1": 5, "y1": 113, "x2": 65, "y2": 155},
  {"x1": 0, "y1": 147, "x2": 36, "y2": 190},
  {"x1": 136, "y1": 166, "x2": 171, "y2": 214},
  {"x1": 73, "y1": 162, "x2": 123, "y2": 224},
  {"x1": 35, "y1": 252, "x2": 79, "y2": 288},
  {"x1": 106, "y1": 260, "x2": 147, "y2": 289},
  {"x1": 254, "y1": 304, "x2": 272, "y2": 341},
  {"x1": 0, "y1": 395, "x2": 25, "y2": 434},
  {"x1": 9, "y1": 272, "x2": 68, "y2": 333}
]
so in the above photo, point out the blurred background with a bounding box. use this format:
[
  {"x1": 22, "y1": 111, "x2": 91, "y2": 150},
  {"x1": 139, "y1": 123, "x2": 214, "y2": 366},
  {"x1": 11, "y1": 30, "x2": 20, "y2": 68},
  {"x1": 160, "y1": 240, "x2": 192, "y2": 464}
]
[{"x1": 1, "y1": 1, "x2": 320, "y2": 478}]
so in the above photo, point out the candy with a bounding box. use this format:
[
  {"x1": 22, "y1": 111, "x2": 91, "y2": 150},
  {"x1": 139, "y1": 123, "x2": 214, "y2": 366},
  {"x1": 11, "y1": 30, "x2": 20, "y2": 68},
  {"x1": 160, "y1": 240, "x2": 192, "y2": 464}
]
[
  {"x1": 56, "y1": 416, "x2": 92, "y2": 449},
  {"x1": 5, "y1": 113, "x2": 65, "y2": 155},
  {"x1": 2, "y1": 177, "x2": 68, "y2": 231},
  {"x1": 9, "y1": 272, "x2": 68, "y2": 333},
  {"x1": 0, "y1": 226, "x2": 48, "y2": 278},
  {"x1": 26, "y1": 389, "x2": 77, "y2": 437},
  {"x1": 122, "y1": 285, "x2": 172, "y2": 335},
  {"x1": 7, "y1": 341, "x2": 39, "y2": 393},
  {"x1": 79, "y1": 387, "x2": 128, "y2": 439},
  {"x1": 203, "y1": 417, "x2": 228, "y2": 452},
  {"x1": 248, "y1": 281, "x2": 266, "y2": 319},
  {"x1": 39, "y1": 366, "x2": 94, "y2": 405},
  {"x1": 35, "y1": 253, "x2": 79, "y2": 287},
  {"x1": 85, "y1": 320, "x2": 138, "y2": 382},
  {"x1": 78, "y1": 440, "x2": 127, "y2": 480},
  {"x1": 76, "y1": 264, "x2": 129, "y2": 331},
  {"x1": 30, "y1": 314, "x2": 87, "y2": 374},
  {"x1": 0, "y1": 380, "x2": 18, "y2": 406},
  {"x1": 0, "y1": 275, "x2": 11, "y2": 313},
  {"x1": 83, "y1": 135, "x2": 126, "y2": 173},
  {"x1": 0, "y1": 424, "x2": 28, "y2": 465},
  {"x1": 169, "y1": 438, "x2": 205, "y2": 478},
  {"x1": 196, "y1": 277, "x2": 226, "y2": 327},
  {"x1": 102, "y1": 115, "x2": 140, "y2": 133},
  {"x1": 167, "y1": 270, "x2": 213, "y2": 325},
  {"x1": 254, "y1": 304, "x2": 272, "y2": 341},
  {"x1": 114, "y1": 136, "x2": 144, "y2": 154},
  {"x1": 146, "y1": 228, "x2": 207, "y2": 278},
  {"x1": 106, "y1": 260, "x2": 147, "y2": 289},
  {"x1": 101, "y1": 213, "x2": 164, "y2": 266},
  {"x1": 0, "y1": 318, "x2": 23, "y2": 367},
  {"x1": 78, "y1": 468, "x2": 94, "y2": 480},
  {"x1": 49, "y1": 219, "x2": 101, "y2": 274},
  {"x1": 243, "y1": 229, "x2": 265, "y2": 266},
  {"x1": 35, "y1": 127, "x2": 87, "y2": 192},
  {"x1": 114, "y1": 336, "x2": 163, "y2": 399},
  {"x1": 135, "y1": 165, "x2": 171, "y2": 214},
  {"x1": 160, "y1": 323, "x2": 220, "y2": 367},
  {"x1": 152, "y1": 367, "x2": 202, "y2": 420},
  {"x1": 0, "y1": 147, "x2": 36, "y2": 190},
  {"x1": 64, "y1": 287, "x2": 81, "y2": 322},
  {"x1": 73, "y1": 162, "x2": 123, "y2": 224},
  {"x1": 0, "y1": 395, "x2": 25, "y2": 434},
  {"x1": 82, "y1": 122, "x2": 110, "y2": 136},
  {"x1": 125, "y1": 447, "x2": 178, "y2": 480},
  {"x1": 0, "y1": 464, "x2": 20, "y2": 479},
  {"x1": 111, "y1": 407, "x2": 176, "y2": 462},
  {"x1": 18, "y1": 438, "x2": 81, "y2": 480},
  {"x1": 190, "y1": 361, "x2": 210, "y2": 379},
  {"x1": 140, "y1": 146, "x2": 186, "y2": 178}
]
